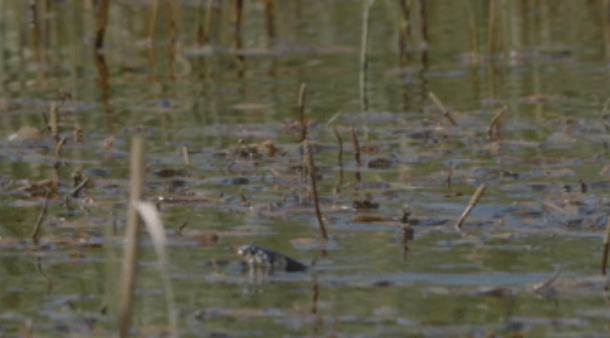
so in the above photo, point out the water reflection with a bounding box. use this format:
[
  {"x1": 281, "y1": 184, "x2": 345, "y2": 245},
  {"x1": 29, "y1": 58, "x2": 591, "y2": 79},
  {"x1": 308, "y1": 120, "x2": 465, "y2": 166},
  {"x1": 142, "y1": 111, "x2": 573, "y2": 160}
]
[{"x1": 3, "y1": 1, "x2": 610, "y2": 336}]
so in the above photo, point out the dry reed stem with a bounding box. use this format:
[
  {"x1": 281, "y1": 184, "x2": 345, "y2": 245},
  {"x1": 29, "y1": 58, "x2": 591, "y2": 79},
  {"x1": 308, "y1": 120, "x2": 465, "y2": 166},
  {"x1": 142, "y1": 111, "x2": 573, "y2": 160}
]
[
  {"x1": 182, "y1": 146, "x2": 191, "y2": 169},
  {"x1": 41, "y1": 111, "x2": 51, "y2": 133},
  {"x1": 350, "y1": 128, "x2": 361, "y2": 166},
  {"x1": 359, "y1": 0, "x2": 375, "y2": 112},
  {"x1": 233, "y1": 0, "x2": 244, "y2": 50},
  {"x1": 466, "y1": 1, "x2": 479, "y2": 59},
  {"x1": 31, "y1": 193, "x2": 50, "y2": 245},
  {"x1": 602, "y1": 215, "x2": 610, "y2": 275},
  {"x1": 542, "y1": 200, "x2": 565, "y2": 215},
  {"x1": 487, "y1": 106, "x2": 507, "y2": 139},
  {"x1": 133, "y1": 202, "x2": 178, "y2": 338},
  {"x1": 303, "y1": 141, "x2": 328, "y2": 240},
  {"x1": 487, "y1": 0, "x2": 496, "y2": 55},
  {"x1": 118, "y1": 136, "x2": 145, "y2": 338},
  {"x1": 147, "y1": 0, "x2": 160, "y2": 43},
  {"x1": 177, "y1": 220, "x2": 188, "y2": 236},
  {"x1": 359, "y1": 0, "x2": 375, "y2": 113},
  {"x1": 94, "y1": 0, "x2": 111, "y2": 50},
  {"x1": 20, "y1": 318, "x2": 34, "y2": 338},
  {"x1": 446, "y1": 163, "x2": 453, "y2": 188},
  {"x1": 264, "y1": 0, "x2": 275, "y2": 41},
  {"x1": 455, "y1": 184, "x2": 486, "y2": 230},
  {"x1": 398, "y1": 0, "x2": 411, "y2": 67},
  {"x1": 166, "y1": 0, "x2": 179, "y2": 80},
  {"x1": 49, "y1": 103, "x2": 59, "y2": 141},
  {"x1": 203, "y1": 0, "x2": 214, "y2": 44},
  {"x1": 54, "y1": 137, "x2": 67, "y2": 157},
  {"x1": 196, "y1": 0, "x2": 205, "y2": 44},
  {"x1": 333, "y1": 125, "x2": 343, "y2": 168},
  {"x1": 298, "y1": 83, "x2": 307, "y2": 142},
  {"x1": 428, "y1": 92, "x2": 458, "y2": 126},
  {"x1": 29, "y1": 0, "x2": 42, "y2": 63},
  {"x1": 70, "y1": 177, "x2": 90, "y2": 198},
  {"x1": 533, "y1": 268, "x2": 561, "y2": 294},
  {"x1": 423, "y1": 106, "x2": 443, "y2": 126}
]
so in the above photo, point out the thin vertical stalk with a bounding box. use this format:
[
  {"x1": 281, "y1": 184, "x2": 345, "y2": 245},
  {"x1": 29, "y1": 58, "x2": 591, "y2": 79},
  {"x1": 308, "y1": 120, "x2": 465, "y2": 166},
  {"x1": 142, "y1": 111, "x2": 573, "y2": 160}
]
[
  {"x1": 333, "y1": 125, "x2": 343, "y2": 169},
  {"x1": 29, "y1": 0, "x2": 42, "y2": 63},
  {"x1": 602, "y1": 215, "x2": 610, "y2": 275},
  {"x1": 182, "y1": 146, "x2": 191, "y2": 169},
  {"x1": 94, "y1": 0, "x2": 111, "y2": 50},
  {"x1": 488, "y1": 0, "x2": 496, "y2": 55},
  {"x1": 398, "y1": 0, "x2": 411, "y2": 67},
  {"x1": 350, "y1": 127, "x2": 361, "y2": 167},
  {"x1": 419, "y1": 0, "x2": 429, "y2": 66},
  {"x1": 233, "y1": 0, "x2": 243, "y2": 51},
  {"x1": 118, "y1": 136, "x2": 145, "y2": 338},
  {"x1": 298, "y1": 83, "x2": 307, "y2": 142},
  {"x1": 166, "y1": 0, "x2": 178, "y2": 80},
  {"x1": 31, "y1": 193, "x2": 50, "y2": 245},
  {"x1": 147, "y1": 0, "x2": 159, "y2": 43},
  {"x1": 303, "y1": 141, "x2": 328, "y2": 240},
  {"x1": 351, "y1": 127, "x2": 361, "y2": 182},
  {"x1": 265, "y1": 0, "x2": 275, "y2": 45},
  {"x1": 204, "y1": 0, "x2": 215, "y2": 43},
  {"x1": 333, "y1": 125, "x2": 344, "y2": 186},
  {"x1": 359, "y1": 0, "x2": 375, "y2": 114},
  {"x1": 196, "y1": 0, "x2": 206, "y2": 44}
]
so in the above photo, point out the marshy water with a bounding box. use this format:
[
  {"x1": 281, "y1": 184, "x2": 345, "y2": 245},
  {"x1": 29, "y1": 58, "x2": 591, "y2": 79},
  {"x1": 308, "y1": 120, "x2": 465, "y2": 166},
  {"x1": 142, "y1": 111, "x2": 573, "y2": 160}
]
[{"x1": 2, "y1": 0, "x2": 610, "y2": 337}]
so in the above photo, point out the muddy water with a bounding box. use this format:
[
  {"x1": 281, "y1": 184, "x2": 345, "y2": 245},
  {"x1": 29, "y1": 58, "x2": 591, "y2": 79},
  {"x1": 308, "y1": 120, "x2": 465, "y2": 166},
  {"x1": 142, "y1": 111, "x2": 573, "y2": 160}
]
[{"x1": 2, "y1": 0, "x2": 610, "y2": 337}]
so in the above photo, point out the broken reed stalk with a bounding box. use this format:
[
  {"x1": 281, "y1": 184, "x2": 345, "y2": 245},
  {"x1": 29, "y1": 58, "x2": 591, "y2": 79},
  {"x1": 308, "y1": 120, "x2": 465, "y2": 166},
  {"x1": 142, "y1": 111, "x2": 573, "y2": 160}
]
[
  {"x1": 177, "y1": 220, "x2": 188, "y2": 236},
  {"x1": 303, "y1": 141, "x2": 328, "y2": 240},
  {"x1": 182, "y1": 146, "x2": 191, "y2": 169},
  {"x1": 487, "y1": 106, "x2": 507, "y2": 139},
  {"x1": 602, "y1": 215, "x2": 610, "y2": 275},
  {"x1": 333, "y1": 125, "x2": 343, "y2": 168},
  {"x1": 147, "y1": 0, "x2": 160, "y2": 43},
  {"x1": 54, "y1": 137, "x2": 67, "y2": 157},
  {"x1": 32, "y1": 193, "x2": 50, "y2": 245},
  {"x1": 428, "y1": 92, "x2": 458, "y2": 126},
  {"x1": 70, "y1": 177, "x2": 90, "y2": 198},
  {"x1": 455, "y1": 184, "x2": 486, "y2": 231},
  {"x1": 118, "y1": 136, "x2": 145, "y2": 338},
  {"x1": 533, "y1": 268, "x2": 561, "y2": 294},
  {"x1": 298, "y1": 83, "x2": 307, "y2": 142},
  {"x1": 359, "y1": 0, "x2": 375, "y2": 113},
  {"x1": 94, "y1": 0, "x2": 111, "y2": 50}
]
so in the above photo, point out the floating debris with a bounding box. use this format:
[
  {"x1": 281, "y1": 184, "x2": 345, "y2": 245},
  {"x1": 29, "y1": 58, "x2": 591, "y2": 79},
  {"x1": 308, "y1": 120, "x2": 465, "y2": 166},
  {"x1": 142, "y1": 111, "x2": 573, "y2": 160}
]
[
  {"x1": 8, "y1": 126, "x2": 49, "y2": 148},
  {"x1": 353, "y1": 194, "x2": 379, "y2": 210}
]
